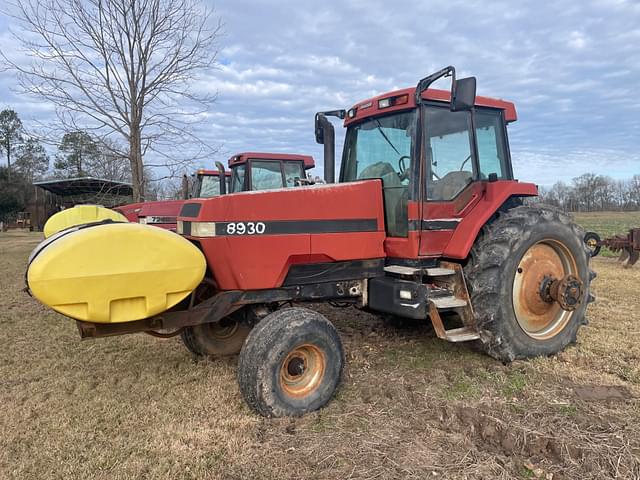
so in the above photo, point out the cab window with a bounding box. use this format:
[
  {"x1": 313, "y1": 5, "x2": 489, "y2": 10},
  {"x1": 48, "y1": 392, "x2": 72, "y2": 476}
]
[
  {"x1": 251, "y1": 161, "x2": 284, "y2": 190},
  {"x1": 424, "y1": 107, "x2": 474, "y2": 201},
  {"x1": 283, "y1": 161, "x2": 305, "y2": 186},
  {"x1": 198, "y1": 175, "x2": 221, "y2": 197},
  {"x1": 476, "y1": 110, "x2": 509, "y2": 179},
  {"x1": 230, "y1": 164, "x2": 246, "y2": 192}
]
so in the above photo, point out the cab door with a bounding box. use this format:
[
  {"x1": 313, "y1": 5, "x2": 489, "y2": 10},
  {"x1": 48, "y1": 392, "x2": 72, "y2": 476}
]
[{"x1": 418, "y1": 105, "x2": 511, "y2": 256}]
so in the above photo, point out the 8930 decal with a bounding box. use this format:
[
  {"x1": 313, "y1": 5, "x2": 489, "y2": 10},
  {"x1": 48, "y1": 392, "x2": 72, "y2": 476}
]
[{"x1": 222, "y1": 221, "x2": 266, "y2": 235}]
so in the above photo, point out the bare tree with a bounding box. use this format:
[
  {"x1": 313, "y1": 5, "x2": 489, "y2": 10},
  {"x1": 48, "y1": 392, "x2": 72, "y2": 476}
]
[
  {"x1": 86, "y1": 137, "x2": 132, "y2": 182},
  {"x1": 3, "y1": 0, "x2": 221, "y2": 201}
]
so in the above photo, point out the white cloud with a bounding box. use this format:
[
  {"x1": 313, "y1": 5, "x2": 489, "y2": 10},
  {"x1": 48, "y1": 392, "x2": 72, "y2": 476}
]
[{"x1": 0, "y1": 0, "x2": 638, "y2": 183}]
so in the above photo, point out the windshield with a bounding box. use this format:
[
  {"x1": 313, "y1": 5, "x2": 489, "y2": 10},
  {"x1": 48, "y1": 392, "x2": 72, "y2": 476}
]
[
  {"x1": 341, "y1": 110, "x2": 416, "y2": 184},
  {"x1": 230, "y1": 164, "x2": 246, "y2": 193},
  {"x1": 340, "y1": 110, "x2": 416, "y2": 237},
  {"x1": 196, "y1": 174, "x2": 221, "y2": 198}
]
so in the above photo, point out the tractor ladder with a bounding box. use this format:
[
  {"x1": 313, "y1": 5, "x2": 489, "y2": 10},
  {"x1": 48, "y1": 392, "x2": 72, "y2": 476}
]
[{"x1": 383, "y1": 262, "x2": 480, "y2": 342}]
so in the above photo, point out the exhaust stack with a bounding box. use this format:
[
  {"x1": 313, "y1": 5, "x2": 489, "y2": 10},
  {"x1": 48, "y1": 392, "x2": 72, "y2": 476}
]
[{"x1": 315, "y1": 110, "x2": 345, "y2": 184}]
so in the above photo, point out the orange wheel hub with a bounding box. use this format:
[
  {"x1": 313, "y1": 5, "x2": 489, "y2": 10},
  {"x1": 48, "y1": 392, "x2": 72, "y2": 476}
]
[
  {"x1": 279, "y1": 344, "x2": 326, "y2": 398},
  {"x1": 512, "y1": 240, "x2": 579, "y2": 340}
]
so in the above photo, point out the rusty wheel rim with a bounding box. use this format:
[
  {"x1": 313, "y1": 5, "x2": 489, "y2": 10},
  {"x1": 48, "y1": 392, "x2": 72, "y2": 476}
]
[
  {"x1": 585, "y1": 237, "x2": 598, "y2": 252},
  {"x1": 279, "y1": 344, "x2": 326, "y2": 398},
  {"x1": 206, "y1": 320, "x2": 239, "y2": 340},
  {"x1": 512, "y1": 240, "x2": 578, "y2": 340}
]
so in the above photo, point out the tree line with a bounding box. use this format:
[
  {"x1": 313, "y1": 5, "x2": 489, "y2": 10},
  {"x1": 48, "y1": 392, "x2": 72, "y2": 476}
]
[
  {"x1": 0, "y1": 108, "x2": 131, "y2": 182},
  {"x1": 1, "y1": 107, "x2": 154, "y2": 222},
  {"x1": 537, "y1": 173, "x2": 640, "y2": 212},
  {"x1": 2, "y1": 0, "x2": 220, "y2": 202}
]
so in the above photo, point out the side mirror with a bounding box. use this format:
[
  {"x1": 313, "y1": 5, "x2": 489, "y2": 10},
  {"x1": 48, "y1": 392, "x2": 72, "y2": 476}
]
[
  {"x1": 314, "y1": 113, "x2": 325, "y2": 144},
  {"x1": 315, "y1": 110, "x2": 345, "y2": 144},
  {"x1": 451, "y1": 77, "x2": 476, "y2": 112},
  {"x1": 315, "y1": 112, "x2": 339, "y2": 184}
]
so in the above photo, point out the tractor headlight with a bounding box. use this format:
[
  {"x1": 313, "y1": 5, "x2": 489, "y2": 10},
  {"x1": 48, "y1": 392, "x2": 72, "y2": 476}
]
[
  {"x1": 177, "y1": 221, "x2": 216, "y2": 237},
  {"x1": 191, "y1": 222, "x2": 216, "y2": 237}
]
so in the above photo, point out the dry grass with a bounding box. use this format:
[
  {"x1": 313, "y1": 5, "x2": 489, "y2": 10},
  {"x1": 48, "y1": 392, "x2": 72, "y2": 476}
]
[{"x1": 1, "y1": 228, "x2": 639, "y2": 479}]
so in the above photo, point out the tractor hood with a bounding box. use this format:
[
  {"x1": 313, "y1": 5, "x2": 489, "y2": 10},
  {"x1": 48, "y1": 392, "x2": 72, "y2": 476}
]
[{"x1": 177, "y1": 181, "x2": 387, "y2": 291}]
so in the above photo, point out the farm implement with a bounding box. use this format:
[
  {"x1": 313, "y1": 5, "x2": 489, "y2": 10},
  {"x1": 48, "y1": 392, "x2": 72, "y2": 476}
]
[
  {"x1": 26, "y1": 66, "x2": 595, "y2": 417},
  {"x1": 585, "y1": 229, "x2": 640, "y2": 267}
]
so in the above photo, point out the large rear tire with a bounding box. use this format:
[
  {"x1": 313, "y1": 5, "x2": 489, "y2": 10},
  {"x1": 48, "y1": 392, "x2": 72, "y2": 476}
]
[
  {"x1": 465, "y1": 205, "x2": 594, "y2": 362},
  {"x1": 237, "y1": 307, "x2": 344, "y2": 417}
]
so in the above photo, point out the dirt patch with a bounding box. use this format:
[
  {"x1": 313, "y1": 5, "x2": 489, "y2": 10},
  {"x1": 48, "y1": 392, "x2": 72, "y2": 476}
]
[{"x1": 573, "y1": 385, "x2": 632, "y2": 402}]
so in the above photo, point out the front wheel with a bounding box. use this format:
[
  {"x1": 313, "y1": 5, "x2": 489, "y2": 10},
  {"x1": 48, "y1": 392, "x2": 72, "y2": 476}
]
[
  {"x1": 237, "y1": 307, "x2": 344, "y2": 417},
  {"x1": 465, "y1": 205, "x2": 594, "y2": 362}
]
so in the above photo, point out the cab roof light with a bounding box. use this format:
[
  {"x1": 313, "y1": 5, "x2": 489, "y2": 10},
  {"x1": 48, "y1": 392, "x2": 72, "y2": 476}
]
[
  {"x1": 348, "y1": 108, "x2": 357, "y2": 118},
  {"x1": 378, "y1": 98, "x2": 391, "y2": 109},
  {"x1": 379, "y1": 94, "x2": 409, "y2": 109},
  {"x1": 394, "y1": 94, "x2": 409, "y2": 105}
]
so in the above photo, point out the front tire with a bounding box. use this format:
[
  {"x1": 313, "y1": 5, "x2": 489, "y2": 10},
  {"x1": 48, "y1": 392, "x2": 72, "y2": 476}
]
[
  {"x1": 237, "y1": 307, "x2": 344, "y2": 417},
  {"x1": 465, "y1": 205, "x2": 593, "y2": 362}
]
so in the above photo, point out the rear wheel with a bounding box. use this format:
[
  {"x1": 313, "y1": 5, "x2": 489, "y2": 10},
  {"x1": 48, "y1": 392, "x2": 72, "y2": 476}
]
[
  {"x1": 237, "y1": 307, "x2": 344, "y2": 417},
  {"x1": 465, "y1": 205, "x2": 594, "y2": 362},
  {"x1": 180, "y1": 315, "x2": 251, "y2": 357}
]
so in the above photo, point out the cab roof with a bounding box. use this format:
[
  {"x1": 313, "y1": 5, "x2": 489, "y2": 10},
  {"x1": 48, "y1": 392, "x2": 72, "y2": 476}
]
[
  {"x1": 344, "y1": 87, "x2": 517, "y2": 126},
  {"x1": 228, "y1": 152, "x2": 315, "y2": 169},
  {"x1": 196, "y1": 169, "x2": 230, "y2": 176}
]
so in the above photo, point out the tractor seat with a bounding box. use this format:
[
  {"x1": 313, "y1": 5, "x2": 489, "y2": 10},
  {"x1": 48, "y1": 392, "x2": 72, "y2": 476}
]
[{"x1": 428, "y1": 171, "x2": 473, "y2": 200}]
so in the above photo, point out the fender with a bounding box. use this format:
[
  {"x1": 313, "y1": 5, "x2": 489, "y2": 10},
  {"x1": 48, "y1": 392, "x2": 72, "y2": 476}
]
[{"x1": 442, "y1": 181, "x2": 538, "y2": 259}]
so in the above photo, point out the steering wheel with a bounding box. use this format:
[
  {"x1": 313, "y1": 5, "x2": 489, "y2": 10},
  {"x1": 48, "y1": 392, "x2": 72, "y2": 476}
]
[
  {"x1": 398, "y1": 155, "x2": 410, "y2": 181},
  {"x1": 459, "y1": 154, "x2": 471, "y2": 171}
]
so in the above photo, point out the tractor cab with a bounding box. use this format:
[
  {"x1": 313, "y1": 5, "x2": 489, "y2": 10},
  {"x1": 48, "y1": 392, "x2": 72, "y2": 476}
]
[
  {"x1": 316, "y1": 66, "x2": 531, "y2": 259},
  {"x1": 227, "y1": 152, "x2": 315, "y2": 193},
  {"x1": 192, "y1": 169, "x2": 231, "y2": 198},
  {"x1": 119, "y1": 153, "x2": 314, "y2": 229}
]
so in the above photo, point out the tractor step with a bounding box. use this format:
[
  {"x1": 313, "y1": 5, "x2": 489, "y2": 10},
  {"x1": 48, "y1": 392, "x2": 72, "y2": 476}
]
[
  {"x1": 431, "y1": 295, "x2": 467, "y2": 309},
  {"x1": 383, "y1": 265, "x2": 456, "y2": 277},
  {"x1": 424, "y1": 267, "x2": 456, "y2": 276},
  {"x1": 436, "y1": 326, "x2": 480, "y2": 342},
  {"x1": 425, "y1": 261, "x2": 481, "y2": 344},
  {"x1": 383, "y1": 265, "x2": 421, "y2": 276}
]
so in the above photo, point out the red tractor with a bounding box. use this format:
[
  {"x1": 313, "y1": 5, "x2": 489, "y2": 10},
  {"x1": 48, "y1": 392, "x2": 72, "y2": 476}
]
[
  {"x1": 116, "y1": 152, "x2": 315, "y2": 230},
  {"x1": 27, "y1": 67, "x2": 594, "y2": 417}
]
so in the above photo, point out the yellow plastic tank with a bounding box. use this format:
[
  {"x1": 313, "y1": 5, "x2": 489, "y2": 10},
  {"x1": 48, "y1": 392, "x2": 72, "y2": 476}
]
[
  {"x1": 27, "y1": 222, "x2": 206, "y2": 323},
  {"x1": 43, "y1": 205, "x2": 128, "y2": 238}
]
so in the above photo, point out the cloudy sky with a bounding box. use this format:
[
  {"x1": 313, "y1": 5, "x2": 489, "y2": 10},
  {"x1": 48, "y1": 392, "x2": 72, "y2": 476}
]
[{"x1": 1, "y1": 0, "x2": 639, "y2": 186}]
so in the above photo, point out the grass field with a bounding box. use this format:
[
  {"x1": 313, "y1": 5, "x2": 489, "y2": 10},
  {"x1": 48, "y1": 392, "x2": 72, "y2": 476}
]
[
  {"x1": 1, "y1": 213, "x2": 639, "y2": 479},
  {"x1": 573, "y1": 211, "x2": 640, "y2": 258}
]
